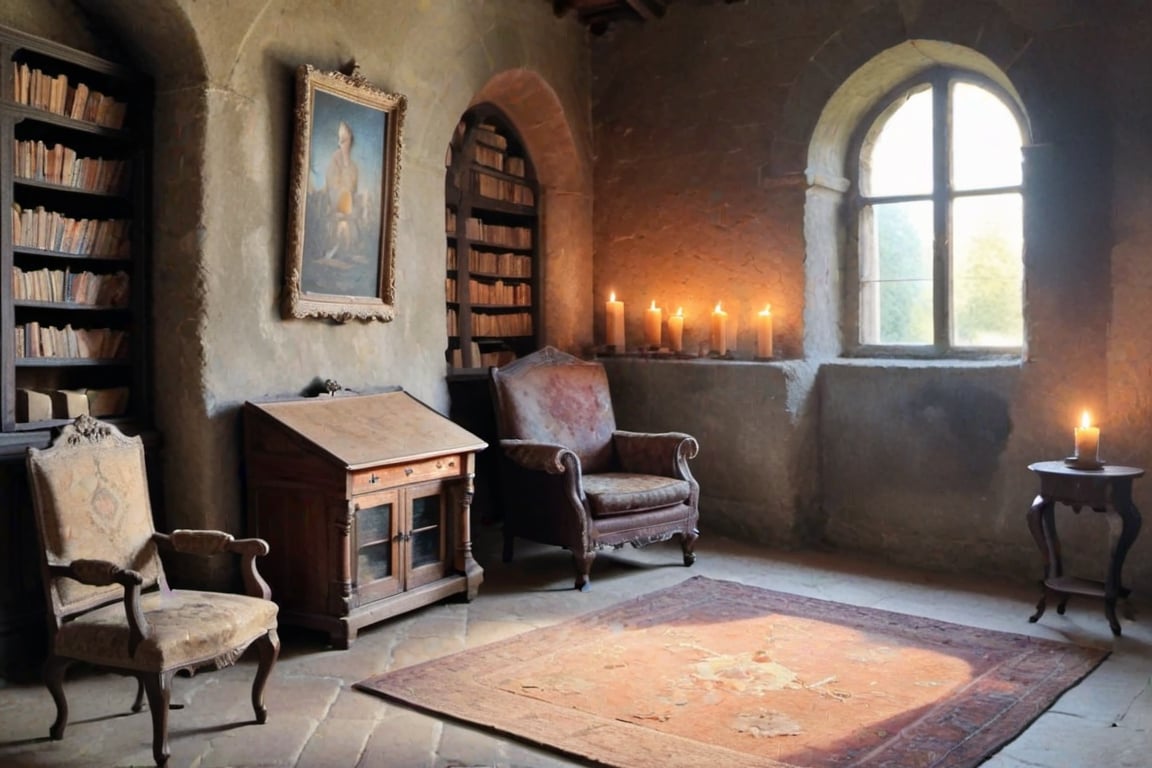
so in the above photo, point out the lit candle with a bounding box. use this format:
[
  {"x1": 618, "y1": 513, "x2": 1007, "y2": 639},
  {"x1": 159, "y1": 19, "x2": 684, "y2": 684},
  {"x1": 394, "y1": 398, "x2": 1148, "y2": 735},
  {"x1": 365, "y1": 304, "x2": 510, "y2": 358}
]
[
  {"x1": 710, "y1": 302, "x2": 728, "y2": 356},
  {"x1": 605, "y1": 292, "x2": 625, "y2": 350},
  {"x1": 756, "y1": 304, "x2": 773, "y2": 359},
  {"x1": 1073, "y1": 410, "x2": 1100, "y2": 463},
  {"x1": 668, "y1": 307, "x2": 684, "y2": 353},
  {"x1": 643, "y1": 300, "x2": 662, "y2": 349}
]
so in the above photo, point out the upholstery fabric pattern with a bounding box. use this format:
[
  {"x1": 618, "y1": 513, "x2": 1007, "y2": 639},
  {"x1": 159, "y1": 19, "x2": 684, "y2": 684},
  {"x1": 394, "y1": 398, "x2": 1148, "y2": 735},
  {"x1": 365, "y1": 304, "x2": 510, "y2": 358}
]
[
  {"x1": 29, "y1": 441, "x2": 161, "y2": 613},
  {"x1": 54, "y1": 589, "x2": 278, "y2": 671},
  {"x1": 583, "y1": 473, "x2": 691, "y2": 517}
]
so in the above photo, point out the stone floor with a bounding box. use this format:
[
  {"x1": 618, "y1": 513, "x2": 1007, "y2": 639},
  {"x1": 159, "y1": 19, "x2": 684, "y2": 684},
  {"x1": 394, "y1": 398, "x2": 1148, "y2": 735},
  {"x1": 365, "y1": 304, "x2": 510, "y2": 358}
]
[{"x1": 1, "y1": 522, "x2": 1150, "y2": 767}]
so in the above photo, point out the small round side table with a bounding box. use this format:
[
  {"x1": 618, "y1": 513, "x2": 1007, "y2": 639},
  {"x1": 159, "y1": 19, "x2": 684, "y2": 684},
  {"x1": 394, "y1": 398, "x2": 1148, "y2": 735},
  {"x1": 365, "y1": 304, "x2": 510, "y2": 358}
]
[{"x1": 1026, "y1": 460, "x2": 1144, "y2": 635}]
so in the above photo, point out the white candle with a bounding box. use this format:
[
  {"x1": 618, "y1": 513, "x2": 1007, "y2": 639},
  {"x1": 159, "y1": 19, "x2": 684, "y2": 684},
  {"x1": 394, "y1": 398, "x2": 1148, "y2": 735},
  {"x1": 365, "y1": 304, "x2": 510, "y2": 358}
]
[
  {"x1": 605, "y1": 292, "x2": 625, "y2": 349},
  {"x1": 643, "y1": 300, "x2": 662, "y2": 349},
  {"x1": 710, "y1": 302, "x2": 728, "y2": 356},
  {"x1": 668, "y1": 308, "x2": 684, "y2": 353},
  {"x1": 1074, "y1": 410, "x2": 1100, "y2": 462},
  {"x1": 756, "y1": 304, "x2": 773, "y2": 359}
]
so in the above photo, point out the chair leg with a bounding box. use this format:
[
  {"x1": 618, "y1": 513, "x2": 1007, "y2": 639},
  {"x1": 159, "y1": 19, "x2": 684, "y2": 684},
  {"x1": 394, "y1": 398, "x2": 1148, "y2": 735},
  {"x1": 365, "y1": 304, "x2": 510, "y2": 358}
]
[
  {"x1": 252, "y1": 629, "x2": 280, "y2": 724},
  {"x1": 681, "y1": 529, "x2": 699, "y2": 567},
  {"x1": 572, "y1": 548, "x2": 595, "y2": 591},
  {"x1": 132, "y1": 676, "x2": 145, "y2": 713},
  {"x1": 44, "y1": 655, "x2": 71, "y2": 741},
  {"x1": 142, "y1": 671, "x2": 173, "y2": 766}
]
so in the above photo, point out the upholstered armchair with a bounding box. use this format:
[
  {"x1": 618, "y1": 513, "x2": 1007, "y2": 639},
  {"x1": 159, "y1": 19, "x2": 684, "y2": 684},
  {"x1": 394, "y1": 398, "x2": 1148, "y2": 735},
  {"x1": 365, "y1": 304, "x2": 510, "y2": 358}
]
[
  {"x1": 25, "y1": 416, "x2": 280, "y2": 767},
  {"x1": 489, "y1": 346, "x2": 700, "y2": 590}
]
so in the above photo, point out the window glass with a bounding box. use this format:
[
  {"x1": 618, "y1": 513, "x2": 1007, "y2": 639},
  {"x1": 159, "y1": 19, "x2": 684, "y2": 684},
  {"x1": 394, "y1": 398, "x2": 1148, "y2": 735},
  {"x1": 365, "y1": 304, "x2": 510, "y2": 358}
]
[
  {"x1": 952, "y1": 82, "x2": 1023, "y2": 191},
  {"x1": 859, "y1": 201, "x2": 934, "y2": 345},
  {"x1": 860, "y1": 85, "x2": 933, "y2": 197},
  {"x1": 951, "y1": 193, "x2": 1024, "y2": 347}
]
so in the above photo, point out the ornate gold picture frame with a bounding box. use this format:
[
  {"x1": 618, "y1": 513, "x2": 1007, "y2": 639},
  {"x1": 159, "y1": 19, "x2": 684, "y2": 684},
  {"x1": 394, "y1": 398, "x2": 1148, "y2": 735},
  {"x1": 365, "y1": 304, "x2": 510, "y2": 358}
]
[{"x1": 284, "y1": 64, "x2": 405, "y2": 322}]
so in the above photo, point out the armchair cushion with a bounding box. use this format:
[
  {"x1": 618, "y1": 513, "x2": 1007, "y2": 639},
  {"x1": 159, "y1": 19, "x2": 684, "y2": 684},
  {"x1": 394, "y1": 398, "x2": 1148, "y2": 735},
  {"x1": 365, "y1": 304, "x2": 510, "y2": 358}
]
[
  {"x1": 582, "y1": 473, "x2": 692, "y2": 517},
  {"x1": 54, "y1": 589, "x2": 278, "y2": 672}
]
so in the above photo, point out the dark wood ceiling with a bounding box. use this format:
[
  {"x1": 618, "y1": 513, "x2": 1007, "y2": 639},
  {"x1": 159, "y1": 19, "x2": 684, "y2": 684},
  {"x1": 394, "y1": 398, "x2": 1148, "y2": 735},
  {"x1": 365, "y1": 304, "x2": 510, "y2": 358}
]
[
  {"x1": 552, "y1": 0, "x2": 741, "y2": 35},
  {"x1": 551, "y1": 0, "x2": 669, "y2": 35}
]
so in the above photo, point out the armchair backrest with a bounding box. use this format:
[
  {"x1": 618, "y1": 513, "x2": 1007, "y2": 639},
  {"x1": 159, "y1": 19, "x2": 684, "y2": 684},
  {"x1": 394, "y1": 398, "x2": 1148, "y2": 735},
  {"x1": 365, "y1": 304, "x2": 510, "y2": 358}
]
[
  {"x1": 490, "y1": 346, "x2": 617, "y2": 473},
  {"x1": 26, "y1": 416, "x2": 163, "y2": 621}
]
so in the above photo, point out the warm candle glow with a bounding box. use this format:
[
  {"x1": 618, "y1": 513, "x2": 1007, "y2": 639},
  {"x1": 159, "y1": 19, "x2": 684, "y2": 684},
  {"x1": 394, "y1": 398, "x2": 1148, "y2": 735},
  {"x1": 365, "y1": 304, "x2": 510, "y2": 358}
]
[
  {"x1": 1073, "y1": 409, "x2": 1101, "y2": 465},
  {"x1": 668, "y1": 307, "x2": 684, "y2": 353},
  {"x1": 644, "y1": 300, "x2": 662, "y2": 349},
  {"x1": 605, "y1": 292, "x2": 625, "y2": 350},
  {"x1": 756, "y1": 303, "x2": 773, "y2": 359},
  {"x1": 710, "y1": 302, "x2": 728, "y2": 356}
]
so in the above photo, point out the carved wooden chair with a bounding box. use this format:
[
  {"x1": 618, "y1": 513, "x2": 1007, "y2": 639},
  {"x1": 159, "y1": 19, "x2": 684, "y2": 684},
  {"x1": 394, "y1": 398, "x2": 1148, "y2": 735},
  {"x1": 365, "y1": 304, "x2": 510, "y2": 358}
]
[
  {"x1": 489, "y1": 346, "x2": 700, "y2": 590},
  {"x1": 25, "y1": 415, "x2": 280, "y2": 766}
]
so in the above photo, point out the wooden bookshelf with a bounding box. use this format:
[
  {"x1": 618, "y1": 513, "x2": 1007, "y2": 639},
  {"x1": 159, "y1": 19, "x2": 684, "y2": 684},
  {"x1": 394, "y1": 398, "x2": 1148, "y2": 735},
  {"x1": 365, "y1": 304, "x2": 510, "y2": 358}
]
[
  {"x1": 444, "y1": 105, "x2": 540, "y2": 372},
  {"x1": 0, "y1": 24, "x2": 152, "y2": 439}
]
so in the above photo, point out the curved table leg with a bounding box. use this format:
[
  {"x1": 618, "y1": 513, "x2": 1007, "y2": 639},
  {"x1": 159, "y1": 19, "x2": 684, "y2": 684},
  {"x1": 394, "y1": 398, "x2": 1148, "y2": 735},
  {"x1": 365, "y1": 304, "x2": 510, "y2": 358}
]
[
  {"x1": 1105, "y1": 501, "x2": 1142, "y2": 636},
  {"x1": 1027, "y1": 493, "x2": 1059, "y2": 623}
]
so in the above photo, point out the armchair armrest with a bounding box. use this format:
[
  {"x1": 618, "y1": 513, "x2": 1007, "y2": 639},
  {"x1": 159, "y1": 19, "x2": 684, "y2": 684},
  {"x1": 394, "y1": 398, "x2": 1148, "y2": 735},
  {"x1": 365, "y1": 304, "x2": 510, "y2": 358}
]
[
  {"x1": 48, "y1": 558, "x2": 149, "y2": 656},
  {"x1": 613, "y1": 431, "x2": 700, "y2": 478},
  {"x1": 153, "y1": 530, "x2": 273, "y2": 600},
  {"x1": 500, "y1": 439, "x2": 581, "y2": 476}
]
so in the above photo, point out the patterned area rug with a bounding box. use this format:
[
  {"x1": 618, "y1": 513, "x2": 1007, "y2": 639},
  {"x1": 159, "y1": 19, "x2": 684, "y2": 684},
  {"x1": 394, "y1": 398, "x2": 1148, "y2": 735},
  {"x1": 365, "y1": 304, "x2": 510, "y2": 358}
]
[{"x1": 356, "y1": 576, "x2": 1108, "y2": 768}]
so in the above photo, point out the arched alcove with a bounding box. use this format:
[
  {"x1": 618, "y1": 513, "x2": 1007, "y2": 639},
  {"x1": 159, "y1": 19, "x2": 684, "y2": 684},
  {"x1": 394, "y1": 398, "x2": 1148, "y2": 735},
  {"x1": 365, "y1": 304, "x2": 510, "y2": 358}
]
[{"x1": 471, "y1": 69, "x2": 594, "y2": 353}]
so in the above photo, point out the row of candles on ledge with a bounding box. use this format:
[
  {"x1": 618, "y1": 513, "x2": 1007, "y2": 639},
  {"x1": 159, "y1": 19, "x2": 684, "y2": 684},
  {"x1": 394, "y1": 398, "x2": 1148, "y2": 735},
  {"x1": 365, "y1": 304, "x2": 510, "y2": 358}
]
[{"x1": 605, "y1": 293, "x2": 773, "y2": 358}]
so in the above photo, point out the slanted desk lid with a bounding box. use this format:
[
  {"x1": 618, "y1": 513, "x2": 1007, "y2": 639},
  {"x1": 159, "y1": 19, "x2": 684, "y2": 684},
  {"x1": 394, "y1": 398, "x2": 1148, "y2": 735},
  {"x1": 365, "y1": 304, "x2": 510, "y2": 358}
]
[{"x1": 247, "y1": 390, "x2": 487, "y2": 469}]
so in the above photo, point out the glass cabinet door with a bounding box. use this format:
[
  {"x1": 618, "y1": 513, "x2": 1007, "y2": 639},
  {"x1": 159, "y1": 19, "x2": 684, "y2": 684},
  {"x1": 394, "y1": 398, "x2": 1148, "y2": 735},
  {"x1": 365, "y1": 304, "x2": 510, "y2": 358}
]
[
  {"x1": 354, "y1": 491, "x2": 402, "y2": 604},
  {"x1": 406, "y1": 482, "x2": 450, "y2": 589}
]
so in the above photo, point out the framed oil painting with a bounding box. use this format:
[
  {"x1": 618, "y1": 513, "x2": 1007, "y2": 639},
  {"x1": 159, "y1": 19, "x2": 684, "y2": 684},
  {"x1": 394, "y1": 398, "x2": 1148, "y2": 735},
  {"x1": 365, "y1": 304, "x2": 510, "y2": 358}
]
[{"x1": 284, "y1": 64, "x2": 405, "y2": 321}]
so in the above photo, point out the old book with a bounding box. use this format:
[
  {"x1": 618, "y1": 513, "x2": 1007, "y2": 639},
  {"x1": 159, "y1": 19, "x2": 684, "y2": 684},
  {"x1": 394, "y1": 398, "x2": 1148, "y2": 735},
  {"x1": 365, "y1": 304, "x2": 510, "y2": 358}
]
[
  {"x1": 16, "y1": 388, "x2": 52, "y2": 422},
  {"x1": 49, "y1": 388, "x2": 90, "y2": 419},
  {"x1": 86, "y1": 386, "x2": 130, "y2": 418}
]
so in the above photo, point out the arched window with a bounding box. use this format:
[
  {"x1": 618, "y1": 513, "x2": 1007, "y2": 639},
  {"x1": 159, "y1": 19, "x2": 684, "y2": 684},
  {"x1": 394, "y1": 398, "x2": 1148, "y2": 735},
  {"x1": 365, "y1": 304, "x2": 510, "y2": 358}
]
[{"x1": 847, "y1": 69, "x2": 1026, "y2": 356}]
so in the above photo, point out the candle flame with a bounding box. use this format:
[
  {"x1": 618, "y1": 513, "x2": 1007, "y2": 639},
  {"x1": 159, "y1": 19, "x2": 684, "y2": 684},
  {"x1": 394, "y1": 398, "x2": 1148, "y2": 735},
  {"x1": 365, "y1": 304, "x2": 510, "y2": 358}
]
[
  {"x1": 650, "y1": 299, "x2": 657, "y2": 310},
  {"x1": 760, "y1": 303, "x2": 772, "y2": 316},
  {"x1": 1080, "y1": 410, "x2": 1092, "y2": 428},
  {"x1": 609, "y1": 291, "x2": 616, "y2": 302},
  {"x1": 714, "y1": 301, "x2": 723, "y2": 313},
  {"x1": 675, "y1": 307, "x2": 683, "y2": 317}
]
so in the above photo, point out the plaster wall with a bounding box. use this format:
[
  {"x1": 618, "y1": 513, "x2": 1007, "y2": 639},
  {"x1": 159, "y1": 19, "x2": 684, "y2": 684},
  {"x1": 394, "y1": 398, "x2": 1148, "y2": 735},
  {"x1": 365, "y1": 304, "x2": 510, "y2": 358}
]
[
  {"x1": 4, "y1": 1, "x2": 593, "y2": 585},
  {"x1": 591, "y1": 0, "x2": 1152, "y2": 595}
]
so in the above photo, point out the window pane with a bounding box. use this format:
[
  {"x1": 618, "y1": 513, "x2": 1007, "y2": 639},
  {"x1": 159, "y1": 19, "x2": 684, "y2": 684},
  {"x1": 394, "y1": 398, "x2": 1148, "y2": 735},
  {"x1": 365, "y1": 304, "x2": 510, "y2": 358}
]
[
  {"x1": 859, "y1": 201, "x2": 934, "y2": 345},
  {"x1": 860, "y1": 85, "x2": 932, "y2": 197},
  {"x1": 952, "y1": 82, "x2": 1022, "y2": 191},
  {"x1": 952, "y1": 193, "x2": 1023, "y2": 347}
]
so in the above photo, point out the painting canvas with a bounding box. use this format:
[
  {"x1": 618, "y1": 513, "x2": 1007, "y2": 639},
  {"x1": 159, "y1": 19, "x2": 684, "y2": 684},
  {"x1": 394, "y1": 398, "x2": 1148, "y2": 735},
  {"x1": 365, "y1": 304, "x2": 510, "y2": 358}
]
[{"x1": 284, "y1": 64, "x2": 405, "y2": 321}]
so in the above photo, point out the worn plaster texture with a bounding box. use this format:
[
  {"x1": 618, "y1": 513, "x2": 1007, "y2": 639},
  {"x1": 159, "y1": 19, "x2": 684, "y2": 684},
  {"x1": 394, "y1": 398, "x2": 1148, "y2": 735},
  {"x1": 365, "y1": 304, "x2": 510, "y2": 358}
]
[{"x1": 602, "y1": 357, "x2": 818, "y2": 547}]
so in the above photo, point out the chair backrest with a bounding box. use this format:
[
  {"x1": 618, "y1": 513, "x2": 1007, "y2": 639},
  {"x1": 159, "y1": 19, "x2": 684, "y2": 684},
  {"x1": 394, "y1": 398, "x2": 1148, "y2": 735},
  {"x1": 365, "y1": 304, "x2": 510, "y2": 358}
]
[
  {"x1": 26, "y1": 416, "x2": 163, "y2": 621},
  {"x1": 490, "y1": 346, "x2": 618, "y2": 474}
]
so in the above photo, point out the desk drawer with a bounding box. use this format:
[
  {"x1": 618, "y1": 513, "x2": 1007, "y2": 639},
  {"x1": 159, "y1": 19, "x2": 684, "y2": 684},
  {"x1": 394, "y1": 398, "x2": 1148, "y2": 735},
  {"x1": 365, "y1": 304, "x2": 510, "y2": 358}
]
[{"x1": 351, "y1": 454, "x2": 463, "y2": 494}]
